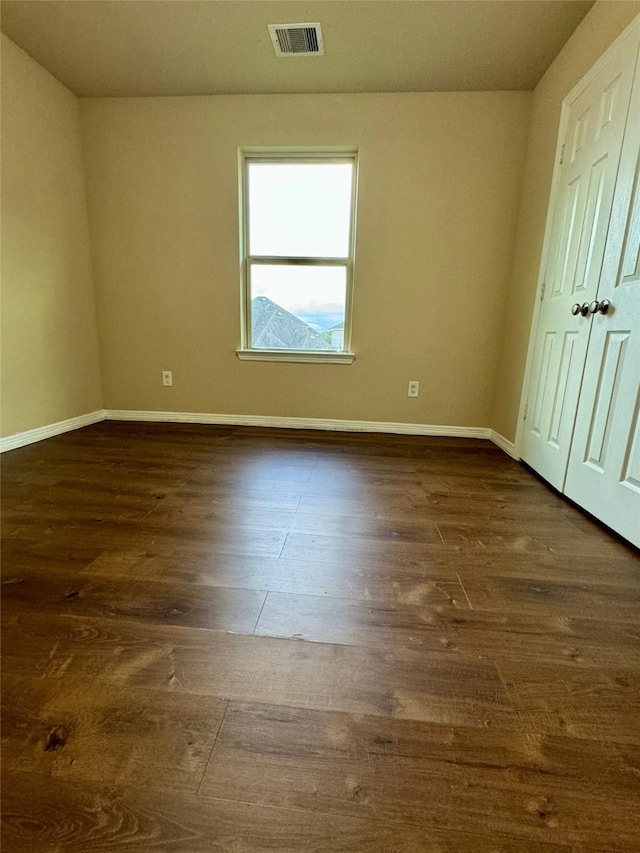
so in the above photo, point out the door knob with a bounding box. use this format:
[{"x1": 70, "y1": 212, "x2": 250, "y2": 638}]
[
  {"x1": 571, "y1": 302, "x2": 590, "y2": 316},
  {"x1": 589, "y1": 299, "x2": 611, "y2": 315}
]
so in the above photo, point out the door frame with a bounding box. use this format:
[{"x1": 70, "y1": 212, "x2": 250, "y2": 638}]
[{"x1": 514, "y1": 15, "x2": 640, "y2": 460}]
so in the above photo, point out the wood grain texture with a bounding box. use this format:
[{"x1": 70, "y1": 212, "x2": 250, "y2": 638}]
[
  {"x1": 2, "y1": 422, "x2": 639, "y2": 850},
  {"x1": 0, "y1": 611, "x2": 512, "y2": 727},
  {"x1": 200, "y1": 701, "x2": 640, "y2": 847},
  {"x1": 79, "y1": 550, "x2": 461, "y2": 603},
  {"x1": 458, "y1": 574, "x2": 640, "y2": 621},
  {"x1": 255, "y1": 589, "x2": 468, "y2": 649},
  {"x1": 1, "y1": 568, "x2": 267, "y2": 631},
  {"x1": 1, "y1": 674, "x2": 227, "y2": 793},
  {"x1": 255, "y1": 591, "x2": 640, "y2": 666},
  {"x1": 496, "y1": 659, "x2": 640, "y2": 743},
  {"x1": 1, "y1": 770, "x2": 571, "y2": 853}
]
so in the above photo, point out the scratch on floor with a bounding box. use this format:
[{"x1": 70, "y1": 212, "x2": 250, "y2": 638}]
[
  {"x1": 108, "y1": 643, "x2": 173, "y2": 683},
  {"x1": 456, "y1": 573, "x2": 473, "y2": 610}
]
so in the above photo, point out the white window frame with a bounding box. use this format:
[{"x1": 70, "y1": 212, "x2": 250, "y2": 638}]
[{"x1": 237, "y1": 150, "x2": 358, "y2": 364}]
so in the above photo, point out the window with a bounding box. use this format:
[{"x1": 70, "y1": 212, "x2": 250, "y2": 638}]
[{"x1": 238, "y1": 152, "x2": 358, "y2": 363}]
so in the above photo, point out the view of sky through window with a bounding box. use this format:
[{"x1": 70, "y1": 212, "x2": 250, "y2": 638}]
[
  {"x1": 246, "y1": 159, "x2": 354, "y2": 351},
  {"x1": 248, "y1": 162, "x2": 353, "y2": 258}
]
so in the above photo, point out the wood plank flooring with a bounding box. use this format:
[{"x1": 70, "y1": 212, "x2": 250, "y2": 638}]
[{"x1": 1, "y1": 422, "x2": 639, "y2": 852}]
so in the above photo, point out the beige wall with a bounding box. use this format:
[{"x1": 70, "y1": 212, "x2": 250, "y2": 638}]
[
  {"x1": 491, "y1": 1, "x2": 640, "y2": 443},
  {"x1": 81, "y1": 91, "x2": 530, "y2": 426},
  {"x1": 4, "y1": 3, "x2": 638, "y2": 442},
  {"x1": 1, "y1": 35, "x2": 103, "y2": 437}
]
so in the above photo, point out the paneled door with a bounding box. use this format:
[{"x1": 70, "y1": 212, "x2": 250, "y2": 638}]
[
  {"x1": 521, "y1": 29, "x2": 640, "y2": 490},
  {"x1": 564, "y1": 58, "x2": 640, "y2": 548}
]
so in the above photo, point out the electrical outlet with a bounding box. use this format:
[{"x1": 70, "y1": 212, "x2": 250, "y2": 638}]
[
  {"x1": 162, "y1": 371, "x2": 173, "y2": 387},
  {"x1": 407, "y1": 380, "x2": 419, "y2": 398}
]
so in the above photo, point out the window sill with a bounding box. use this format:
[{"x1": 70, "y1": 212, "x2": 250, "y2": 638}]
[{"x1": 236, "y1": 349, "x2": 355, "y2": 364}]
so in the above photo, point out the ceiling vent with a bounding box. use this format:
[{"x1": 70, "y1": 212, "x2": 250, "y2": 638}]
[{"x1": 268, "y1": 23, "x2": 325, "y2": 57}]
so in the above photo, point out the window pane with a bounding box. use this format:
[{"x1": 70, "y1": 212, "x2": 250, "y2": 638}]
[
  {"x1": 250, "y1": 264, "x2": 347, "y2": 351},
  {"x1": 248, "y1": 162, "x2": 353, "y2": 258}
]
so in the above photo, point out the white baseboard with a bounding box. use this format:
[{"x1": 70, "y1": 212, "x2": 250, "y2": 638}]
[
  {"x1": 489, "y1": 429, "x2": 519, "y2": 459},
  {"x1": 0, "y1": 408, "x2": 518, "y2": 459},
  {"x1": 0, "y1": 410, "x2": 106, "y2": 453},
  {"x1": 106, "y1": 409, "x2": 493, "y2": 440}
]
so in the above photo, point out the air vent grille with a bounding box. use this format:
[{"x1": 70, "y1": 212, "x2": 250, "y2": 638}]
[{"x1": 268, "y1": 23, "x2": 325, "y2": 57}]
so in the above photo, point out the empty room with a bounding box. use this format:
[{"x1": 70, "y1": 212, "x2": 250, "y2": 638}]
[{"x1": 2, "y1": 0, "x2": 640, "y2": 850}]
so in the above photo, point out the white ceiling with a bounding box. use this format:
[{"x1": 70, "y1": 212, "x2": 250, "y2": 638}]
[{"x1": 1, "y1": 1, "x2": 595, "y2": 98}]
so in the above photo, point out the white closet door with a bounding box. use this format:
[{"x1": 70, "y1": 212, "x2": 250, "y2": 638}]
[
  {"x1": 521, "y1": 30, "x2": 639, "y2": 490},
  {"x1": 564, "y1": 56, "x2": 640, "y2": 548}
]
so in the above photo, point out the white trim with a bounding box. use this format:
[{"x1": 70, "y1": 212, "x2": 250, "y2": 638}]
[
  {"x1": 0, "y1": 408, "x2": 518, "y2": 458},
  {"x1": 0, "y1": 410, "x2": 106, "y2": 453},
  {"x1": 236, "y1": 349, "x2": 355, "y2": 364},
  {"x1": 489, "y1": 430, "x2": 519, "y2": 460},
  {"x1": 239, "y1": 150, "x2": 358, "y2": 355},
  {"x1": 106, "y1": 409, "x2": 492, "y2": 440}
]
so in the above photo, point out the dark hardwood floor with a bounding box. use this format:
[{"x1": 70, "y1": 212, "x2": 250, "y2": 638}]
[{"x1": 1, "y1": 421, "x2": 639, "y2": 852}]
